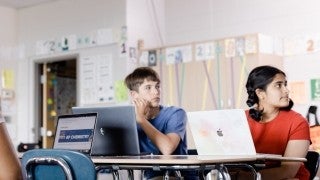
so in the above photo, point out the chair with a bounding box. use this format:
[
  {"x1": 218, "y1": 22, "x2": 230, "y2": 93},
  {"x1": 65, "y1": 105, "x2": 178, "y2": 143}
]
[
  {"x1": 304, "y1": 150, "x2": 320, "y2": 180},
  {"x1": 306, "y1": 105, "x2": 318, "y2": 126},
  {"x1": 21, "y1": 149, "x2": 96, "y2": 180}
]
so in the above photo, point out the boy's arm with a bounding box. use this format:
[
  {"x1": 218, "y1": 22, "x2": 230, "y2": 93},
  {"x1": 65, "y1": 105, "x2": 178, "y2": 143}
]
[{"x1": 0, "y1": 123, "x2": 23, "y2": 179}]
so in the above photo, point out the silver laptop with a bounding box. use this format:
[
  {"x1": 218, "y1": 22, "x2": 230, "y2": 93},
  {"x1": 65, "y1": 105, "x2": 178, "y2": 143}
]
[
  {"x1": 72, "y1": 105, "x2": 141, "y2": 156},
  {"x1": 187, "y1": 109, "x2": 256, "y2": 156},
  {"x1": 53, "y1": 113, "x2": 98, "y2": 154}
]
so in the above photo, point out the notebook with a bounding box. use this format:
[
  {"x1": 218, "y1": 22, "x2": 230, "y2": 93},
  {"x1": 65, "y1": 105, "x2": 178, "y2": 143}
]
[
  {"x1": 53, "y1": 113, "x2": 98, "y2": 154},
  {"x1": 72, "y1": 105, "x2": 141, "y2": 156},
  {"x1": 187, "y1": 109, "x2": 256, "y2": 156}
]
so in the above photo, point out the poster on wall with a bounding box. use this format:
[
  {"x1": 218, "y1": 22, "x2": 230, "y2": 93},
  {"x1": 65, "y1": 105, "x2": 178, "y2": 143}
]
[
  {"x1": 235, "y1": 38, "x2": 245, "y2": 57},
  {"x1": 165, "y1": 45, "x2": 192, "y2": 64},
  {"x1": 1, "y1": 69, "x2": 15, "y2": 89},
  {"x1": 35, "y1": 39, "x2": 56, "y2": 55},
  {"x1": 60, "y1": 35, "x2": 77, "y2": 52},
  {"x1": 80, "y1": 54, "x2": 114, "y2": 105},
  {"x1": 273, "y1": 37, "x2": 283, "y2": 56},
  {"x1": 139, "y1": 51, "x2": 149, "y2": 66},
  {"x1": 311, "y1": 79, "x2": 320, "y2": 101},
  {"x1": 148, "y1": 50, "x2": 157, "y2": 66},
  {"x1": 114, "y1": 80, "x2": 128, "y2": 103},
  {"x1": 258, "y1": 34, "x2": 274, "y2": 55},
  {"x1": 224, "y1": 38, "x2": 236, "y2": 58},
  {"x1": 127, "y1": 47, "x2": 138, "y2": 72},
  {"x1": 289, "y1": 81, "x2": 307, "y2": 104},
  {"x1": 283, "y1": 37, "x2": 305, "y2": 56},
  {"x1": 195, "y1": 42, "x2": 215, "y2": 61},
  {"x1": 119, "y1": 26, "x2": 127, "y2": 57},
  {"x1": 245, "y1": 35, "x2": 257, "y2": 54}
]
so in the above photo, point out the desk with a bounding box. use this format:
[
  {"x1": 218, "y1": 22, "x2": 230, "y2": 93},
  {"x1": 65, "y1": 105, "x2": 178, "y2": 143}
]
[
  {"x1": 19, "y1": 151, "x2": 306, "y2": 180},
  {"x1": 93, "y1": 155, "x2": 256, "y2": 180},
  {"x1": 92, "y1": 154, "x2": 306, "y2": 180}
]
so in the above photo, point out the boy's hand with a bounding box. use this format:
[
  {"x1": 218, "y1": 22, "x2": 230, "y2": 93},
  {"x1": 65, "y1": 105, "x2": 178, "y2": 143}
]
[{"x1": 132, "y1": 98, "x2": 151, "y2": 123}]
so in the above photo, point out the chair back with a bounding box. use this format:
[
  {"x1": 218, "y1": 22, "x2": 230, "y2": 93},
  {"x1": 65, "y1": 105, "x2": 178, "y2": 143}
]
[
  {"x1": 21, "y1": 149, "x2": 96, "y2": 180},
  {"x1": 304, "y1": 150, "x2": 320, "y2": 180},
  {"x1": 306, "y1": 105, "x2": 318, "y2": 126}
]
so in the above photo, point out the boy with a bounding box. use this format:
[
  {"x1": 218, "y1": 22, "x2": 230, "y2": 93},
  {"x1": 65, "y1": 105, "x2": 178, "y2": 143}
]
[{"x1": 125, "y1": 67, "x2": 188, "y2": 179}]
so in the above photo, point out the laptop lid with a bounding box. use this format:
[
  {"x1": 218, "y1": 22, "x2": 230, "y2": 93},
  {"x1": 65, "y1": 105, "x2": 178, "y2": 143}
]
[
  {"x1": 72, "y1": 105, "x2": 140, "y2": 156},
  {"x1": 53, "y1": 113, "x2": 97, "y2": 154},
  {"x1": 187, "y1": 109, "x2": 256, "y2": 156}
]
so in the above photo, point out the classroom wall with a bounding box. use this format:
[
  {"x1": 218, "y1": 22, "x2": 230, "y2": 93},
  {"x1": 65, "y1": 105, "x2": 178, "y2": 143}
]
[
  {"x1": 158, "y1": 0, "x2": 320, "y2": 149},
  {"x1": 164, "y1": 0, "x2": 320, "y2": 45},
  {"x1": 2, "y1": 0, "x2": 164, "y2": 147},
  {"x1": 284, "y1": 52, "x2": 320, "y2": 119},
  {"x1": 126, "y1": 0, "x2": 165, "y2": 74},
  {"x1": 0, "y1": 6, "x2": 20, "y2": 145},
  {"x1": 127, "y1": 0, "x2": 165, "y2": 49},
  {"x1": 0, "y1": 6, "x2": 17, "y2": 45},
  {"x1": 17, "y1": 0, "x2": 126, "y2": 56},
  {"x1": 1, "y1": 0, "x2": 320, "y2": 147},
  {"x1": 162, "y1": 0, "x2": 320, "y2": 116},
  {"x1": 11, "y1": 0, "x2": 127, "y2": 146}
]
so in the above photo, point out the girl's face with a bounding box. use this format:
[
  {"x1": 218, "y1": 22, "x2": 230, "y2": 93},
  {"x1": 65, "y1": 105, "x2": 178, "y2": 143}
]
[{"x1": 258, "y1": 73, "x2": 290, "y2": 109}]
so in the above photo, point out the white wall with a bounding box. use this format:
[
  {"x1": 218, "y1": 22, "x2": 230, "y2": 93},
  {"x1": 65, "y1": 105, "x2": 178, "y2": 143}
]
[
  {"x1": 284, "y1": 52, "x2": 320, "y2": 118},
  {"x1": 17, "y1": 0, "x2": 126, "y2": 56},
  {"x1": 127, "y1": 0, "x2": 165, "y2": 49},
  {"x1": 0, "y1": 6, "x2": 19, "y2": 145},
  {"x1": 2, "y1": 0, "x2": 320, "y2": 147},
  {"x1": 0, "y1": 6, "x2": 17, "y2": 45},
  {"x1": 12, "y1": 0, "x2": 126, "y2": 146},
  {"x1": 6, "y1": 0, "x2": 163, "y2": 148},
  {"x1": 164, "y1": 0, "x2": 320, "y2": 45},
  {"x1": 163, "y1": 0, "x2": 320, "y2": 116}
]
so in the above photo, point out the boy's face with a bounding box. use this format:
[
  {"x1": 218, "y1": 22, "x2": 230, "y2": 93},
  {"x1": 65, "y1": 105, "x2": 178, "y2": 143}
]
[{"x1": 132, "y1": 79, "x2": 160, "y2": 107}]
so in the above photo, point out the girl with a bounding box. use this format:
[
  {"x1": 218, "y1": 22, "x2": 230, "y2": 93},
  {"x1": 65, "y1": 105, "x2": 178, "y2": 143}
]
[{"x1": 245, "y1": 65, "x2": 310, "y2": 180}]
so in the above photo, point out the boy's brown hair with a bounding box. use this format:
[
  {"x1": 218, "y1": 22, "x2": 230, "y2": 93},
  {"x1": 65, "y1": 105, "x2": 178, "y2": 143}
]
[{"x1": 125, "y1": 67, "x2": 160, "y2": 92}]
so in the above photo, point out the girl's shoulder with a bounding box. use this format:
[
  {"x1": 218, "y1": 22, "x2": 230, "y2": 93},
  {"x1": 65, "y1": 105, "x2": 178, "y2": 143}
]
[{"x1": 279, "y1": 110, "x2": 308, "y2": 124}]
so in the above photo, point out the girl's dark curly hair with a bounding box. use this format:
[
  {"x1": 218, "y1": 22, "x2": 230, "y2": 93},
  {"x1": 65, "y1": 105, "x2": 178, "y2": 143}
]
[{"x1": 245, "y1": 65, "x2": 293, "y2": 121}]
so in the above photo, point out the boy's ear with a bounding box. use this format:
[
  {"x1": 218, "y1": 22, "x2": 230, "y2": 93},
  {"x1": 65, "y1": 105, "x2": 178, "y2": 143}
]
[{"x1": 130, "y1": 90, "x2": 138, "y2": 98}]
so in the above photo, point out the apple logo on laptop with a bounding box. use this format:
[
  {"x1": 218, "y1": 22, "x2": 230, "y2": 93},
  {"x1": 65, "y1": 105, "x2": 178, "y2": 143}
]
[
  {"x1": 100, "y1": 128, "x2": 105, "y2": 136},
  {"x1": 217, "y1": 129, "x2": 223, "y2": 137}
]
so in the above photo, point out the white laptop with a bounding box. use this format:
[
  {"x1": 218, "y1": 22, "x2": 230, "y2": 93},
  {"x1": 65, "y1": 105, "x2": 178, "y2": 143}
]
[
  {"x1": 53, "y1": 113, "x2": 98, "y2": 154},
  {"x1": 187, "y1": 109, "x2": 256, "y2": 156}
]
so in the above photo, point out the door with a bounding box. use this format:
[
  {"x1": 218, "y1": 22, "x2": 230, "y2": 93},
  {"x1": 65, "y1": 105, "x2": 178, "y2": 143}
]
[{"x1": 39, "y1": 59, "x2": 77, "y2": 148}]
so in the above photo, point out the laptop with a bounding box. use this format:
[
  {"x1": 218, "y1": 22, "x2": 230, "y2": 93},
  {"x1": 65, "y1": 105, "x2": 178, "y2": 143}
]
[
  {"x1": 72, "y1": 105, "x2": 141, "y2": 156},
  {"x1": 53, "y1": 113, "x2": 98, "y2": 154},
  {"x1": 187, "y1": 109, "x2": 256, "y2": 156}
]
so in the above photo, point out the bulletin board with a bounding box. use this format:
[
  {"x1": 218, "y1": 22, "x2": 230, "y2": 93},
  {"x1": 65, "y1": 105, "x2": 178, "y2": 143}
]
[
  {"x1": 78, "y1": 44, "x2": 129, "y2": 106},
  {"x1": 32, "y1": 26, "x2": 130, "y2": 107},
  {"x1": 139, "y1": 34, "x2": 284, "y2": 112}
]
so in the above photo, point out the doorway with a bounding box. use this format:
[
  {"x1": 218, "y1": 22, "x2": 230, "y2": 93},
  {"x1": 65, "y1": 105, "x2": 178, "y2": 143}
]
[{"x1": 36, "y1": 58, "x2": 77, "y2": 148}]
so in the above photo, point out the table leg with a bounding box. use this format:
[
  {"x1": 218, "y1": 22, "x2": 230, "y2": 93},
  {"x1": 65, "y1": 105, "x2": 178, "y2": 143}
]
[
  {"x1": 174, "y1": 170, "x2": 183, "y2": 179},
  {"x1": 225, "y1": 163, "x2": 259, "y2": 180},
  {"x1": 163, "y1": 170, "x2": 170, "y2": 180},
  {"x1": 127, "y1": 169, "x2": 134, "y2": 180},
  {"x1": 197, "y1": 165, "x2": 211, "y2": 180},
  {"x1": 112, "y1": 170, "x2": 120, "y2": 180},
  {"x1": 218, "y1": 165, "x2": 231, "y2": 180}
]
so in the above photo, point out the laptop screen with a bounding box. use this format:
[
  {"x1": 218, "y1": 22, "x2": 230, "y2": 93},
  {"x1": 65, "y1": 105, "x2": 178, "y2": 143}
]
[
  {"x1": 53, "y1": 113, "x2": 97, "y2": 153},
  {"x1": 72, "y1": 105, "x2": 140, "y2": 156},
  {"x1": 187, "y1": 109, "x2": 256, "y2": 156}
]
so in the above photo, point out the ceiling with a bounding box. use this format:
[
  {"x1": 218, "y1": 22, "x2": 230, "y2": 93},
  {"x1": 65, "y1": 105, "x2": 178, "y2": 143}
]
[{"x1": 0, "y1": 0, "x2": 56, "y2": 9}]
